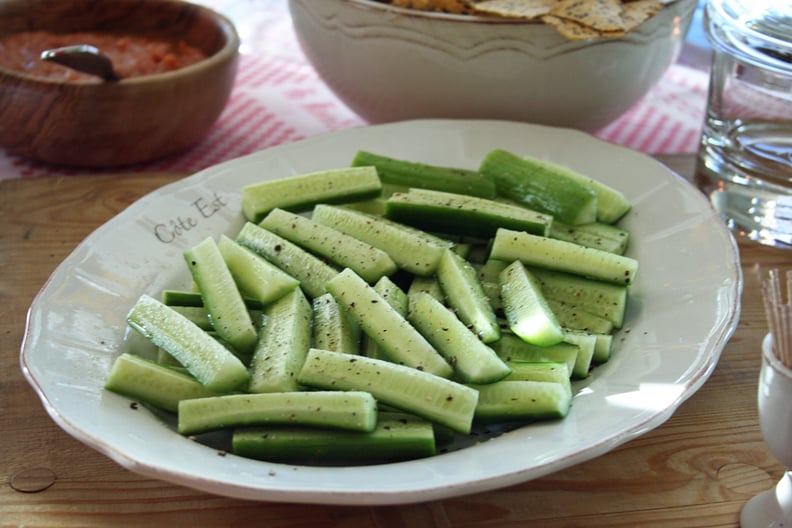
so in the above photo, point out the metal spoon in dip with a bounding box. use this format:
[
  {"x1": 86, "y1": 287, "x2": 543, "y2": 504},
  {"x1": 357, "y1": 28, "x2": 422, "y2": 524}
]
[{"x1": 40, "y1": 44, "x2": 121, "y2": 82}]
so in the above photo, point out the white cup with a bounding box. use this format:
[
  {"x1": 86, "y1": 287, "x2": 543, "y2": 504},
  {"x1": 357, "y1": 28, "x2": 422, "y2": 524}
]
[{"x1": 741, "y1": 333, "x2": 792, "y2": 527}]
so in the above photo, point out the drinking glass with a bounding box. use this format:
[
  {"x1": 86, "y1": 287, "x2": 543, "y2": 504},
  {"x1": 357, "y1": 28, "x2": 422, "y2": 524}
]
[{"x1": 695, "y1": 0, "x2": 792, "y2": 248}]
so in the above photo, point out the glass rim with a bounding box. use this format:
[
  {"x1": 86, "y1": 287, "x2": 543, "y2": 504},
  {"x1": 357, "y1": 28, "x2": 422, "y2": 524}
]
[{"x1": 706, "y1": 0, "x2": 792, "y2": 72}]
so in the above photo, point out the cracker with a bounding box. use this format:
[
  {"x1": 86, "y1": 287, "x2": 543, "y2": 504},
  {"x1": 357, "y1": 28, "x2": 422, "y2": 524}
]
[
  {"x1": 471, "y1": 0, "x2": 555, "y2": 19},
  {"x1": 550, "y1": 0, "x2": 626, "y2": 32},
  {"x1": 541, "y1": 14, "x2": 602, "y2": 40},
  {"x1": 621, "y1": 0, "x2": 663, "y2": 31},
  {"x1": 390, "y1": 0, "x2": 473, "y2": 13}
]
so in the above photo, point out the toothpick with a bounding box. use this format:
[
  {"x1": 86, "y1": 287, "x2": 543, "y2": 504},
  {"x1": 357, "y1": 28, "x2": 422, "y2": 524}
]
[{"x1": 762, "y1": 269, "x2": 792, "y2": 368}]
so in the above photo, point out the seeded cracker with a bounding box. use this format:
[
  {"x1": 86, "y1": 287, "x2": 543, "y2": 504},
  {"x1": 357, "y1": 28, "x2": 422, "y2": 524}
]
[
  {"x1": 621, "y1": 0, "x2": 663, "y2": 31},
  {"x1": 471, "y1": 0, "x2": 555, "y2": 19},
  {"x1": 550, "y1": 0, "x2": 626, "y2": 32},
  {"x1": 391, "y1": 0, "x2": 473, "y2": 13},
  {"x1": 541, "y1": 14, "x2": 602, "y2": 39}
]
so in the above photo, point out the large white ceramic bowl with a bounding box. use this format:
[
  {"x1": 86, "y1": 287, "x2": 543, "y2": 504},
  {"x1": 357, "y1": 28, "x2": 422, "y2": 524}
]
[{"x1": 289, "y1": 0, "x2": 697, "y2": 131}]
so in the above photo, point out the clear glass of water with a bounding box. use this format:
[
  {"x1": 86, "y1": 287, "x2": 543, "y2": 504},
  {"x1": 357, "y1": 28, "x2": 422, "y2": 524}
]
[{"x1": 695, "y1": 0, "x2": 792, "y2": 248}]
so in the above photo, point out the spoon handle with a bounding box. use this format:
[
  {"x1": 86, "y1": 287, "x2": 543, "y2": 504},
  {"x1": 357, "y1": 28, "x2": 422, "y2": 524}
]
[{"x1": 40, "y1": 45, "x2": 121, "y2": 82}]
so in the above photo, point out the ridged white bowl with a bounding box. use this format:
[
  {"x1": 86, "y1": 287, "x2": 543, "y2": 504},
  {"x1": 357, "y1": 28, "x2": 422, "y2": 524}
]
[{"x1": 289, "y1": 0, "x2": 697, "y2": 131}]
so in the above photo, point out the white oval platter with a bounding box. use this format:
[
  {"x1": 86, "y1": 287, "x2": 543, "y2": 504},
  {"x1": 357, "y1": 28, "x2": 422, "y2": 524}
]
[{"x1": 21, "y1": 119, "x2": 742, "y2": 505}]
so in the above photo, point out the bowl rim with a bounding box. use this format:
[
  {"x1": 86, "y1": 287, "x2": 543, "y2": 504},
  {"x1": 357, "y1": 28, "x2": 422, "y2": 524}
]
[
  {"x1": 0, "y1": 0, "x2": 240, "y2": 86},
  {"x1": 328, "y1": 0, "x2": 690, "y2": 24}
]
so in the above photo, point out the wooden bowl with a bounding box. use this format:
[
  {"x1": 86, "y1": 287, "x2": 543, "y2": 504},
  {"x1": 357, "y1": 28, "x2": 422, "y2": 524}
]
[{"x1": 0, "y1": 0, "x2": 239, "y2": 168}]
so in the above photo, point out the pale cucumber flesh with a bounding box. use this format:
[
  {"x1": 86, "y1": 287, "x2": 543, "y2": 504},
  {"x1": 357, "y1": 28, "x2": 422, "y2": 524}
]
[
  {"x1": 326, "y1": 268, "x2": 453, "y2": 378},
  {"x1": 126, "y1": 294, "x2": 250, "y2": 393}
]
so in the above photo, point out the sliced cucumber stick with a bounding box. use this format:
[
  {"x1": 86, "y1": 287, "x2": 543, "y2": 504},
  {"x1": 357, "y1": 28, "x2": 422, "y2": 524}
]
[
  {"x1": 248, "y1": 288, "x2": 312, "y2": 393},
  {"x1": 562, "y1": 331, "x2": 596, "y2": 379},
  {"x1": 178, "y1": 390, "x2": 378, "y2": 435},
  {"x1": 126, "y1": 294, "x2": 250, "y2": 393},
  {"x1": 480, "y1": 148, "x2": 598, "y2": 225},
  {"x1": 490, "y1": 228, "x2": 638, "y2": 286},
  {"x1": 232, "y1": 411, "x2": 436, "y2": 463},
  {"x1": 492, "y1": 334, "x2": 579, "y2": 375},
  {"x1": 351, "y1": 150, "x2": 496, "y2": 198},
  {"x1": 312, "y1": 293, "x2": 360, "y2": 355},
  {"x1": 530, "y1": 267, "x2": 628, "y2": 328},
  {"x1": 436, "y1": 249, "x2": 500, "y2": 344},
  {"x1": 385, "y1": 188, "x2": 551, "y2": 238},
  {"x1": 217, "y1": 234, "x2": 300, "y2": 304},
  {"x1": 184, "y1": 237, "x2": 259, "y2": 354},
  {"x1": 312, "y1": 204, "x2": 453, "y2": 276},
  {"x1": 362, "y1": 276, "x2": 409, "y2": 361},
  {"x1": 546, "y1": 299, "x2": 615, "y2": 334},
  {"x1": 471, "y1": 380, "x2": 572, "y2": 422},
  {"x1": 549, "y1": 220, "x2": 630, "y2": 255},
  {"x1": 236, "y1": 222, "x2": 339, "y2": 299},
  {"x1": 499, "y1": 260, "x2": 564, "y2": 347},
  {"x1": 105, "y1": 353, "x2": 218, "y2": 412},
  {"x1": 505, "y1": 361, "x2": 571, "y2": 386},
  {"x1": 241, "y1": 167, "x2": 382, "y2": 222},
  {"x1": 408, "y1": 292, "x2": 511, "y2": 384},
  {"x1": 326, "y1": 268, "x2": 453, "y2": 378},
  {"x1": 298, "y1": 348, "x2": 478, "y2": 434},
  {"x1": 259, "y1": 208, "x2": 397, "y2": 283},
  {"x1": 522, "y1": 155, "x2": 631, "y2": 224}
]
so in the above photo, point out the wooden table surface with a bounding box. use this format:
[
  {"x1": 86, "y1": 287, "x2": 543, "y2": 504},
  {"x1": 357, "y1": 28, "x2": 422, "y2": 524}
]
[{"x1": 2, "y1": 154, "x2": 790, "y2": 528}]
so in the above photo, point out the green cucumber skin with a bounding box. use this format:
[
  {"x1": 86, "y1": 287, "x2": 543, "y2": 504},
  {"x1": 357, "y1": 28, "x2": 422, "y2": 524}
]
[
  {"x1": 248, "y1": 288, "x2": 313, "y2": 394},
  {"x1": 105, "y1": 353, "x2": 218, "y2": 413},
  {"x1": 236, "y1": 222, "x2": 339, "y2": 299},
  {"x1": 184, "y1": 237, "x2": 259, "y2": 355},
  {"x1": 311, "y1": 205, "x2": 453, "y2": 276},
  {"x1": 231, "y1": 412, "x2": 436, "y2": 463},
  {"x1": 524, "y1": 156, "x2": 632, "y2": 224},
  {"x1": 479, "y1": 149, "x2": 598, "y2": 225},
  {"x1": 127, "y1": 295, "x2": 250, "y2": 393},
  {"x1": 490, "y1": 228, "x2": 638, "y2": 286},
  {"x1": 499, "y1": 260, "x2": 564, "y2": 347},
  {"x1": 326, "y1": 268, "x2": 453, "y2": 378},
  {"x1": 384, "y1": 188, "x2": 550, "y2": 239},
  {"x1": 168, "y1": 306, "x2": 213, "y2": 331},
  {"x1": 241, "y1": 166, "x2": 382, "y2": 222},
  {"x1": 352, "y1": 150, "x2": 496, "y2": 199},
  {"x1": 177, "y1": 390, "x2": 378, "y2": 436},
  {"x1": 436, "y1": 249, "x2": 501, "y2": 344},
  {"x1": 312, "y1": 293, "x2": 361, "y2": 355},
  {"x1": 470, "y1": 380, "x2": 572, "y2": 422},
  {"x1": 298, "y1": 348, "x2": 479, "y2": 434},
  {"x1": 408, "y1": 292, "x2": 511, "y2": 385},
  {"x1": 217, "y1": 234, "x2": 300, "y2": 304},
  {"x1": 259, "y1": 208, "x2": 398, "y2": 283},
  {"x1": 161, "y1": 290, "x2": 264, "y2": 310}
]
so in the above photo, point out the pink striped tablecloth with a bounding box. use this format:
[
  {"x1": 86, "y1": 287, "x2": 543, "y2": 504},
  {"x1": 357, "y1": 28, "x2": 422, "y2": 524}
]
[{"x1": 0, "y1": 0, "x2": 710, "y2": 180}]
